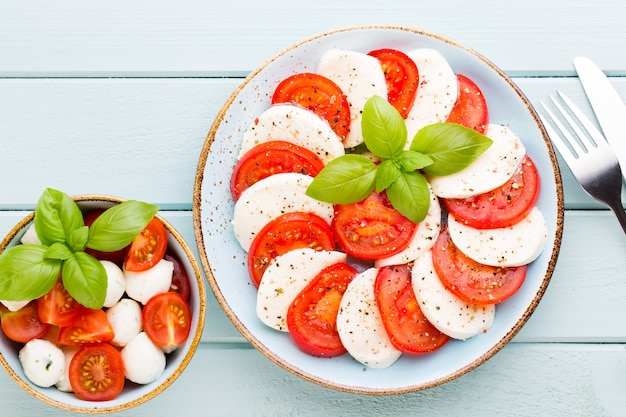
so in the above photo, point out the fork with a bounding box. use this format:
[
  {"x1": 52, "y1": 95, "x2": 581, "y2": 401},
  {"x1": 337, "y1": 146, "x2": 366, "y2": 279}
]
[{"x1": 539, "y1": 90, "x2": 626, "y2": 234}]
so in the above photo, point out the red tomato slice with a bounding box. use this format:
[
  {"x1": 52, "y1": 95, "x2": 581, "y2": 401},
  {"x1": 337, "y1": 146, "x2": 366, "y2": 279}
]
[
  {"x1": 442, "y1": 155, "x2": 540, "y2": 229},
  {"x1": 164, "y1": 253, "x2": 191, "y2": 301},
  {"x1": 58, "y1": 308, "x2": 115, "y2": 346},
  {"x1": 375, "y1": 264, "x2": 450, "y2": 354},
  {"x1": 331, "y1": 191, "x2": 417, "y2": 261},
  {"x1": 124, "y1": 217, "x2": 168, "y2": 272},
  {"x1": 83, "y1": 209, "x2": 129, "y2": 266},
  {"x1": 230, "y1": 140, "x2": 325, "y2": 201},
  {"x1": 143, "y1": 291, "x2": 192, "y2": 348},
  {"x1": 0, "y1": 302, "x2": 50, "y2": 343},
  {"x1": 432, "y1": 226, "x2": 527, "y2": 304},
  {"x1": 446, "y1": 74, "x2": 489, "y2": 134},
  {"x1": 368, "y1": 48, "x2": 419, "y2": 118},
  {"x1": 248, "y1": 211, "x2": 336, "y2": 288},
  {"x1": 69, "y1": 343, "x2": 125, "y2": 401},
  {"x1": 287, "y1": 263, "x2": 357, "y2": 357},
  {"x1": 37, "y1": 279, "x2": 82, "y2": 327},
  {"x1": 271, "y1": 73, "x2": 351, "y2": 141}
]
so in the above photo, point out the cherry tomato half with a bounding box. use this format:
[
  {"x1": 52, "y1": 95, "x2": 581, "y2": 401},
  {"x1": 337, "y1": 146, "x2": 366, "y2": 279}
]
[
  {"x1": 230, "y1": 140, "x2": 325, "y2": 201},
  {"x1": 37, "y1": 279, "x2": 82, "y2": 327},
  {"x1": 69, "y1": 343, "x2": 125, "y2": 401},
  {"x1": 248, "y1": 211, "x2": 336, "y2": 288},
  {"x1": 446, "y1": 74, "x2": 489, "y2": 134},
  {"x1": 143, "y1": 291, "x2": 192, "y2": 348},
  {"x1": 287, "y1": 263, "x2": 357, "y2": 357},
  {"x1": 272, "y1": 73, "x2": 351, "y2": 141},
  {"x1": 368, "y1": 48, "x2": 419, "y2": 118},
  {"x1": 0, "y1": 302, "x2": 50, "y2": 343},
  {"x1": 83, "y1": 209, "x2": 129, "y2": 267},
  {"x1": 443, "y1": 155, "x2": 540, "y2": 229},
  {"x1": 375, "y1": 264, "x2": 450, "y2": 354},
  {"x1": 164, "y1": 253, "x2": 191, "y2": 301},
  {"x1": 58, "y1": 308, "x2": 115, "y2": 346},
  {"x1": 331, "y1": 191, "x2": 417, "y2": 261},
  {"x1": 432, "y1": 226, "x2": 527, "y2": 304},
  {"x1": 124, "y1": 217, "x2": 168, "y2": 272}
]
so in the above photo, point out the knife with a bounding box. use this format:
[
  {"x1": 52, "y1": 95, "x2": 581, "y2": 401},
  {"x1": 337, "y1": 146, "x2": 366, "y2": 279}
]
[{"x1": 573, "y1": 56, "x2": 626, "y2": 181}]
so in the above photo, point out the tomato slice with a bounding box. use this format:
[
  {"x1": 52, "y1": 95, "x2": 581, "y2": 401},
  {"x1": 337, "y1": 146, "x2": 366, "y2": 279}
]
[
  {"x1": 83, "y1": 209, "x2": 129, "y2": 267},
  {"x1": 143, "y1": 291, "x2": 192, "y2": 348},
  {"x1": 375, "y1": 264, "x2": 450, "y2": 354},
  {"x1": 271, "y1": 73, "x2": 351, "y2": 141},
  {"x1": 164, "y1": 253, "x2": 191, "y2": 301},
  {"x1": 442, "y1": 155, "x2": 540, "y2": 229},
  {"x1": 287, "y1": 263, "x2": 357, "y2": 357},
  {"x1": 124, "y1": 217, "x2": 168, "y2": 272},
  {"x1": 69, "y1": 343, "x2": 125, "y2": 401},
  {"x1": 368, "y1": 48, "x2": 419, "y2": 118},
  {"x1": 446, "y1": 74, "x2": 489, "y2": 134},
  {"x1": 331, "y1": 191, "x2": 417, "y2": 261},
  {"x1": 0, "y1": 302, "x2": 50, "y2": 343},
  {"x1": 37, "y1": 279, "x2": 82, "y2": 327},
  {"x1": 58, "y1": 308, "x2": 115, "y2": 346},
  {"x1": 432, "y1": 226, "x2": 527, "y2": 304},
  {"x1": 230, "y1": 140, "x2": 325, "y2": 201},
  {"x1": 248, "y1": 211, "x2": 335, "y2": 288}
]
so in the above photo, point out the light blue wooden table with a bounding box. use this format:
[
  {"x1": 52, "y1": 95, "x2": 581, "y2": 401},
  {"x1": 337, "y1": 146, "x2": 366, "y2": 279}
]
[{"x1": 1, "y1": 1, "x2": 626, "y2": 416}]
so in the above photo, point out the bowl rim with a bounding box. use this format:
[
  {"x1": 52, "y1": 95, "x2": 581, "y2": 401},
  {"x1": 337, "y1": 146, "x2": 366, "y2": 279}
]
[
  {"x1": 0, "y1": 194, "x2": 207, "y2": 413},
  {"x1": 192, "y1": 24, "x2": 564, "y2": 394}
]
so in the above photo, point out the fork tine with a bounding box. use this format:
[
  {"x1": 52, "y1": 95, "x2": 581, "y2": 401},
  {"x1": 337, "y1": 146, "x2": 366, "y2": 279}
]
[
  {"x1": 539, "y1": 100, "x2": 585, "y2": 161},
  {"x1": 555, "y1": 90, "x2": 610, "y2": 150}
]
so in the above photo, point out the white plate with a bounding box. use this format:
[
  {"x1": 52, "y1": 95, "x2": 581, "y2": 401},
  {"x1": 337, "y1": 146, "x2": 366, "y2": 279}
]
[{"x1": 193, "y1": 25, "x2": 564, "y2": 394}]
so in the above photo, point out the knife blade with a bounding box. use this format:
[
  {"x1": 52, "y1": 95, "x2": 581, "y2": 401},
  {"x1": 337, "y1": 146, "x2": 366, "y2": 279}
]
[{"x1": 573, "y1": 56, "x2": 626, "y2": 181}]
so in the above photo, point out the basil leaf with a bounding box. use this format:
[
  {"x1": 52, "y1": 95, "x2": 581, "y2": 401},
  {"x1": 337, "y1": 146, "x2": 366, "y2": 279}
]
[
  {"x1": 45, "y1": 242, "x2": 74, "y2": 260},
  {"x1": 386, "y1": 171, "x2": 431, "y2": 224},
  {"x1": 62, "y1": 252, "x2": 107, "y2": 310},
  {"x1": 375, "y1": 159, "x2": 401, "y2": 192},
  {"x1": 362, "y1": 95, "x2": 407, "y2": 159},
  {"x1": 34, "y1": 188, "x2": 84, "y2": 246},
  {"x1": 397, "y1": 150, "x2": 433, "y2": 172},
  {"x1": 0, "y1": 245, "x2": 61, "y2": 301},
  {"x1": 306, "y1": 154, "x2": 377, "y2": 204},
  {"x1": 87, "y1": 200, "x2": 159, "y2": 252},
  {"x1": 410, "y1": 123, "x2": 493, "y2": 176},
  {"x1": 67, "y1": 226, "x2": 89, "y2": 252}
]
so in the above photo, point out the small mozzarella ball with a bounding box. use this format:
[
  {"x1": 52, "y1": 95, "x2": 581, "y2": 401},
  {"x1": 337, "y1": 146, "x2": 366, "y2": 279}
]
[
  {"x1": 20, "y1": 223, "x2": 42, "y2": 245},
  {"x1": 55, "y1": 346, "x2": 79, "y2": 392},
  {"x1": 0, "y1": 299, "x2": 30, "y2": 312},
  {"x1": 121, "y1": 332, "x2": 166, "y2": 384},
  {"x1": 18, "y1": 339, "x2": 65, "y2": 388},
  {"x1": 101, "y1": 260, "x2": 126, "y2": 308},
  {"x1": 124, "y1": 259, "x2": 173, "y2": 305},
  {"x1": 106, "y1": 298, "x2": 143, "y2": 347}
]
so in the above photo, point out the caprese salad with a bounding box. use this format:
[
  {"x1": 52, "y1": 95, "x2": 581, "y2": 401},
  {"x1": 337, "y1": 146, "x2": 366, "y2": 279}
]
[
  {"x1": 0, "y1": 189, "x2": 193, "y2": 401},
  {"x1": 230, "y1": 46, "x2": 548, "y2": 368}
]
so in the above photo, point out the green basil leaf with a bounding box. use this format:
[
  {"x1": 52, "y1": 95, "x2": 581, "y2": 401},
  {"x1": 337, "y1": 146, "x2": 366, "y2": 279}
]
[
  {"x1": 397, "y1": 150, "x2": 433, "y2": 172},
  {"x1": 34, "y1": 188, "x2": 84, "y2": 246},
  {"x1": 375, "y1": 159, "x2": 401, "y2": 192},
  {"x1": 0, "y1": 245, "x2": 61, "y2": 301},
  {"x1": 306, "y1": 154, "x2": 377, "y2": 204},
  {"x1": 62, "y1": 252, "x2": 107, "y2": 310},
  {"x1": 410, "y1": 123, "x2": 493, "y2": 176},
  {"x1": 87, "y1": 200, "x2": 159, "y2": 252},
  {"x1": 45, "y1": 242, "x2": 74, "y2": 260},
  {"x1": 386, "y1": 171, "x2": 431, "y2": 224},
  {"x1": 67, "y1": 226, "x2": 89, "y2": 252},
  {"x1": 362, "y1": 95, "x2": 407, "y2": 159}
]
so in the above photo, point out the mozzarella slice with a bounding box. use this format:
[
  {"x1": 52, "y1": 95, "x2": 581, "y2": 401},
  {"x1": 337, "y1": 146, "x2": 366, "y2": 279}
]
[
  {"x1": 256, "y1": 248, "x2": 347, "y2": 332},
  {"x1": 447, "y1": 207, "x2": 548, "y2": 267},
  {"x1": 375, "y1": 185, "x2": 441, "y2": 268},
  {"x1": 429, "y1": 124, "x2": 527, "y2": 198},
  {"x1": 411, "y1": 250, "x2": 495, "y2": 340},
  {"x1": 317, "y1": 49, "x2": 388, "y2": 148},
  {"x1": 232, "y1": 172, "x2": 334, "y2": 251},
  {"x1": 239, "y1": 104, "x2": 344, "y2": 164},
  {"x1": 336, "y1": 268, "x2": 402, "y2": 368},
  {"x1": 404, "y1": 48, "x2": 458, "y2": 147}
]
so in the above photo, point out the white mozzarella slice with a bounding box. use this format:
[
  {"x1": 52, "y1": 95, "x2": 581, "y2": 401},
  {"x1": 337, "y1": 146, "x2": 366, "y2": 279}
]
[
  {"x1": 429, "y1": 124, "x2": 527, "y2": 198},
  {"x1": 411, "y1": 250, "x2": 495, "y2": 340},
  {"x1": 232, "y1": 172, "x2": 334, "y2": 251},
  {"x1": 336, "y1": 268, "x2": 402, "y2": 369},
  {"x1": 404, "y1": 48, "x2": 458, "y2": 147},
  {"x1": 256, "y1": 248, "x2": 347, "y2": 332},
  {"x1": 239, "y1": 104, "x2": 344, "y2": 164},
  {"x1": 375, "y1": 185, "x2": 441, "y2": 268},
  {"x1": 448, "y1": 207, "x2": 548, "y2": 267},
  {"x1": 317, "y1": 49, "x2": 388, "y2": 148}
]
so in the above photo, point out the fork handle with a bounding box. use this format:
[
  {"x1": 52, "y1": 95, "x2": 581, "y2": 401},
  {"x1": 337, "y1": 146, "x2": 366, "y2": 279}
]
[{"x1": 607, "y1": 197, "x2": 626, "y2": 235}]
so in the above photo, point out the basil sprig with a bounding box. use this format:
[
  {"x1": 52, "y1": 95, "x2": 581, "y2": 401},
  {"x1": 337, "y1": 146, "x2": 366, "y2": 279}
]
[
  {"x1": 0, "y1": 188, "x2": 159, "y2": 309},
  {"x1": 306, "y1": 95, "x2": 492, "y2": 224}
]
